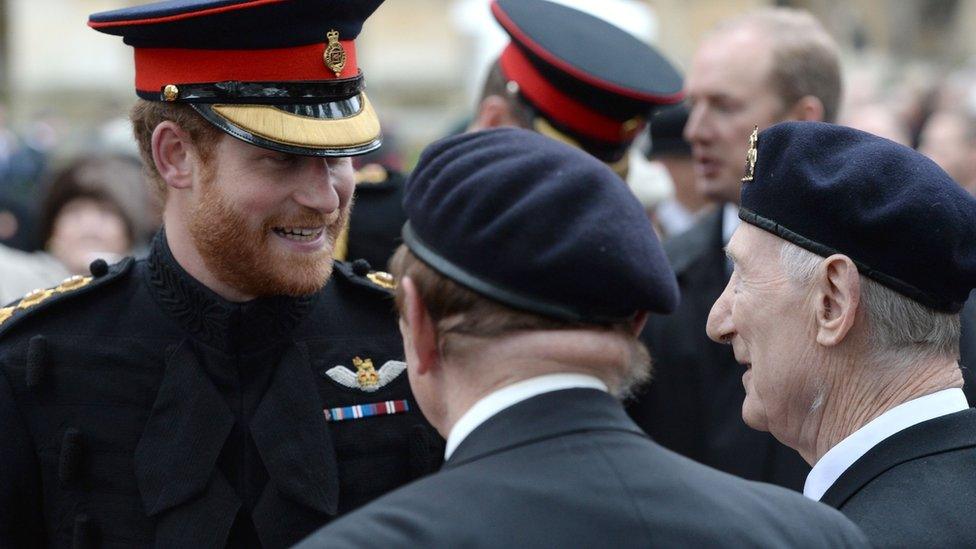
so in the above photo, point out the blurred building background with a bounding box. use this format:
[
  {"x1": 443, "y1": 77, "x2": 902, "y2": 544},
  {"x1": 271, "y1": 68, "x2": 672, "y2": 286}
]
[{"x1": 0, "y1": 0, "x2": 974, "y2": 164}]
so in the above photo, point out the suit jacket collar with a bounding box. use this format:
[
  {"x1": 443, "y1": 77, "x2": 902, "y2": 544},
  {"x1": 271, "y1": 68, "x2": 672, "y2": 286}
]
[
  {"x1": 665, "y1": 206, "x2": 725, "y2": 275},
  {"x1": 444, "y1": 388, "x2": 646, "y2": 468},
  {"x1": 820, "y1": 408, "x2": 976, "y2": 508}
]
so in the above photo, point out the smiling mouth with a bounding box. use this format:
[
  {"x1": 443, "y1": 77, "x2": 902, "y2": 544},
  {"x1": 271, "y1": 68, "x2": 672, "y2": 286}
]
[{"x1": 272, "y1": 226, "x2": 325, "y2": 242}]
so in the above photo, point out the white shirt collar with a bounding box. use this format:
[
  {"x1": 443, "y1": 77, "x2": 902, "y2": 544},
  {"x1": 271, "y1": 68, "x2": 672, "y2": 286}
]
[
  {"x1": 444, "y1": 373, "x2": 608, "y2": 460},
  {"x1": 803, "y1": 387, "x2": 969, "y2": 501},
  {"x1": 721, "y1": 203, "x2": 740, "y2": 246}
]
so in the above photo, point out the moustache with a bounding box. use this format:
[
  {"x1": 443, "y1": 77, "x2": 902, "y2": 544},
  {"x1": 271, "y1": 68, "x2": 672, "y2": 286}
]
[{"x1": 263, "y1": 208, "x2": 344, "y2": 232}]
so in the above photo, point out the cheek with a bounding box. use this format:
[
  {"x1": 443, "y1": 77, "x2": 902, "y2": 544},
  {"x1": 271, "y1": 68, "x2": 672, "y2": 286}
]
[
  {"x1": 50, "y1": 215, "x2": 76, "y2": 242},
  {"x1": 332, "y1": 163, "x2": 355, "y2": 206}
]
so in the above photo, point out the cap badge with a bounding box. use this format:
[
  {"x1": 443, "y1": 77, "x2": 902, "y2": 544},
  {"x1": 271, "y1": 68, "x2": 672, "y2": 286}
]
[
  {"x1": 742, "y1": 125, "x2": 758, "y2": 182},
  {"x1": 323, "y1": 357, "x2": 408, "y2": 393},
  {"x1": 324, "y1": 29, "x2": 347, "y2": 77},
  {"x1": 162, "y1": 84, "x2": 179, "y2": 102}
]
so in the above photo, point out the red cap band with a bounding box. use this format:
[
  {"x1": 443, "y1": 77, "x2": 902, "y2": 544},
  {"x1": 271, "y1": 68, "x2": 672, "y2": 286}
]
[
  {"x1": 133, "y1": 40, "x2": 357, "y2": 94},
  {"x1": 500, "y1": 44, "x2": 641, "y2": 145}
]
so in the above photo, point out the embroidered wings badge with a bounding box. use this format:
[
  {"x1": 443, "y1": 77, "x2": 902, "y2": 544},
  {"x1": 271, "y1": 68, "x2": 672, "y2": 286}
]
[{"x1": 325, "y1": 357, "x2": 406, "y2": 392}]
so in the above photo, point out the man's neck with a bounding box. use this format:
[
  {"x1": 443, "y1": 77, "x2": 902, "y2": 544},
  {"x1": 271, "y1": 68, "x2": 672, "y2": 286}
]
[
  {"x1": 162, "y1": 210, "x2": 255, "y2": 303},
  {"x1": 798, "y1": 357, "x2": 963, "y2": 464},
  {"x1": 436, "y1": 330, "x2": 628, "y2": 436}
]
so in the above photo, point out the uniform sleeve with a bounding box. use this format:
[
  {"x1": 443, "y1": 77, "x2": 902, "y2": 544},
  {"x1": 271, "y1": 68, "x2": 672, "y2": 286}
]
[{"x1": 0, "y1": 366, "x2": 44, "y2": 544}]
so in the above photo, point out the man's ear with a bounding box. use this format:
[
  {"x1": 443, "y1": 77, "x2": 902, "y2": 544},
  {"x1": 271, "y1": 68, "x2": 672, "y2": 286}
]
[
  {"x1": 630, "y1": 311, "x2": 649, "y2": 337},
  {"x1": 787, "y1": 95, "x2": 826, "y2": 122},
  {"x1": 814, "y1": 254, "x2": 861, "y2": 347},
  {"x1": 401, "y1": 276, "x2": 440, "y2": 375},
  {"x1": 151, "y1": 121, "x2": 198, "y2": 190},
  {"x1": 469, "y1": 94, "x2": 517, "y2": 131}
]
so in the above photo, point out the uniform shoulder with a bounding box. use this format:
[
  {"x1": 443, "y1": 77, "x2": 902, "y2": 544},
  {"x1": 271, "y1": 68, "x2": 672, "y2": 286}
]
[
  {"x1": 0, "y1": 258, "x2": 135, "y2": 340},
  {"x1": 332, "y1": 259, "x2": 396, "y2": 297},
  {"x1": 354, "y1": 163, "x2": 405, "y2": 191}
]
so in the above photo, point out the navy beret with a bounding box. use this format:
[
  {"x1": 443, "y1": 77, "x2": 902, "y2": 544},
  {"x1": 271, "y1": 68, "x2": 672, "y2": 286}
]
[
  {"x1": 740, "y1": 121, "x2": 976, "y2": 313},
  {"x1": 402, "y1": 128, "x2": 679, "y2": 323},
  {"x1": 89, "y1": 0, "x2": 385, "y2": 157},
  {"x1": 491, "y1": 0, "x2": 683, "y2": 163}
]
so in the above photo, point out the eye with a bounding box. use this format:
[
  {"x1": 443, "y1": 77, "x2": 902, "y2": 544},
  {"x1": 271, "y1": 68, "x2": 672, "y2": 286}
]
[{"x1": 263, "y1": 152, "x2": 297, "y2": 166}]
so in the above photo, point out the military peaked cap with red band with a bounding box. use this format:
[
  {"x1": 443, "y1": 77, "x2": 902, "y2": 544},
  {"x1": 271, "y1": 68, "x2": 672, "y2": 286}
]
[
  {"x1": 491, "y1": 0, "x2": 683, "y2": 163},
  {"x1": 89, "y1": 0, "x2": 385, "y2": 157}
]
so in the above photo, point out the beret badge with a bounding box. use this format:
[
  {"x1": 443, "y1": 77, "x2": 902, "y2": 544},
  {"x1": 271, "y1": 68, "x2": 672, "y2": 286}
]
[
  {"x1": 324, "y1": 29, "x2": 347, "y2": 77},
  {"x1": 742, "y1": 125, "x2": 758, "y2": 182}
]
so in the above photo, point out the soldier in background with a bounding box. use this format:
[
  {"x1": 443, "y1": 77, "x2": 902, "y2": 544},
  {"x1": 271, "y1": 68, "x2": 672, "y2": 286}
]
[{"x1": 469, "y1": 0, "x2": 684, "y2": 179}]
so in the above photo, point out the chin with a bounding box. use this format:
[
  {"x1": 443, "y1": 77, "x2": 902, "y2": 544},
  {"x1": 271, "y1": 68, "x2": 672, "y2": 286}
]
[
  {"x1": 741, "y1": 403, "x2": 770, "y2": 433},
  {"x1": 700, "y1": 183, "x2": 739, "y2": 204}
]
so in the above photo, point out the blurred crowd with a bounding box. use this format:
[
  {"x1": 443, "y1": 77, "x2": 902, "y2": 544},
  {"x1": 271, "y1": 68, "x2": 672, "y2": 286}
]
[{"x1": 634, "y1": 56, "x2": 976, "y2": 240}]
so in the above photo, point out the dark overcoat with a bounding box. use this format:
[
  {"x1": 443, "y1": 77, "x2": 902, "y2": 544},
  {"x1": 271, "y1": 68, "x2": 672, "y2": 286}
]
[
  {"x1": 298, "y1": 388, "x2": 869, "y2": 548},
  {"x1": 821, "y1": 408, "x2": 976, "y2": 548}
]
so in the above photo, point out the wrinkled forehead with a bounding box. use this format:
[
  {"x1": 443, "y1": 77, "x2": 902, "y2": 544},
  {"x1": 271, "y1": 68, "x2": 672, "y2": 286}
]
[{"x1": 727, "y1": 223, "x2": 786, "y2": 267}]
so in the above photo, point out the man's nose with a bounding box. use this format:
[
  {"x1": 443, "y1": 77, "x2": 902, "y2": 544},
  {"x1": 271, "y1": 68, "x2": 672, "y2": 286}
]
[
  {"x1": 293, "y1": 160, "x2": 341, "y2": 213},
  {"x1": 684, "y1": 102, "x2": 710, "y2": 144},
  {"x1": 706, "y1": 281, "x2": 735, "y2": 344}
]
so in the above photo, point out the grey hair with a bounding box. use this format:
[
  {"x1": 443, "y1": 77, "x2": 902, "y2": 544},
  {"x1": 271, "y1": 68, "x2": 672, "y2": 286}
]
[{"x1": 779, "y1": 241, "x2": 960, "y2": 365}]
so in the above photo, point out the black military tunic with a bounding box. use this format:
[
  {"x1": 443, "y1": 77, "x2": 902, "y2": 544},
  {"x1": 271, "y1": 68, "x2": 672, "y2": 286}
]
[{"x1": 0, "y1": 231, "x2": 442, "y2": 548}]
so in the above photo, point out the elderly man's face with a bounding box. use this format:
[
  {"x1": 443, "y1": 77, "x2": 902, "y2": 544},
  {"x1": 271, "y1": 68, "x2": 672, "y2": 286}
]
[
  {"x1": 187, "y1": 135, "x2": 354, "y2": 297},
  {"x1": 706, "y1": 224, "x2": 821, "y2": 435},
  {"x1": 684, "y1": 28, "x2": 786, "y2": 205}
]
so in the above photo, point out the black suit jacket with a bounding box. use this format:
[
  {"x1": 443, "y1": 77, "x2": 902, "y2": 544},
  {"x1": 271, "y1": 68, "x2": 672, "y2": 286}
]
[
  {"x1": 298, "y1": 388, "x2": 869, "y2": 548},
  {"x1": 627, "y1": 208, "x2": 811, "y2": 489},
  {"x1": 821, "y1": 408, "x2": 976, "y2": 548}
]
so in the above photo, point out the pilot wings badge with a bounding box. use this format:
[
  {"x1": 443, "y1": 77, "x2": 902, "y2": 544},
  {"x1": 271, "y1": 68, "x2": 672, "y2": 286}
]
[{"x1": 325, "y1": 357, "x2": 407, "y2": 392}]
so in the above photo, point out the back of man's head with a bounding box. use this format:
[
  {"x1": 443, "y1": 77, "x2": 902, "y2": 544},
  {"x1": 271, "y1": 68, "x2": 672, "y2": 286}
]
[
  {"x1": 389, "y1": 245, "x2": 651, "y2": 398},
  {"x1": 396, "y1": 127, "x2": 680, "y2": 404}
]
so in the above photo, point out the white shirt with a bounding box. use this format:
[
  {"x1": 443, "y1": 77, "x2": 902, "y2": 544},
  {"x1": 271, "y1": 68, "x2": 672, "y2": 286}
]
[
  {"x1": 803, "y1": 387, "x2": 969, "y2": 501},
  {"x1": 721, "y1": 203, "x2": 740, "y2": 246},
  {"x1": 444, "y1": 373, "x2": 608, "y2": 460}
]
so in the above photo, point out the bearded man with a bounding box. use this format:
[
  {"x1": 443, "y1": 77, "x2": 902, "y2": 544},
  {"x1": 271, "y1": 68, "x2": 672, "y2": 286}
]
[{"x1": 0, "y1": 1, "x2": 441, "y2": 547}]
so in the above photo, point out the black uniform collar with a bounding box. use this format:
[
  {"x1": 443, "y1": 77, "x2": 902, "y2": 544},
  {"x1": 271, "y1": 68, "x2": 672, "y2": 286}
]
[{"x1": 145, "y1": 229, "x2": 318, "y2": 353}]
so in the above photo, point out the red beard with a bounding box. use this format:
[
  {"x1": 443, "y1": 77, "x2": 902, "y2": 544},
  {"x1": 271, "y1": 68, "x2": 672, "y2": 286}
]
[{"x1": 187, "y1": 179, "x2": 347, "y2": 297}]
